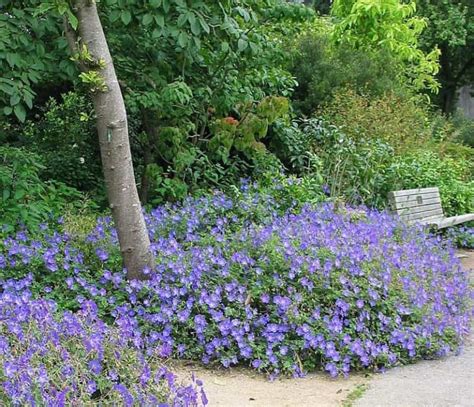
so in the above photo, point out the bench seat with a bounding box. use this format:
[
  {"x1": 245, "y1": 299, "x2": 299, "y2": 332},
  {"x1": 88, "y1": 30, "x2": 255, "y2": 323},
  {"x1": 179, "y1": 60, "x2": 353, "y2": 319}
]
[
  {"x1": 431, "y1": 213, "x2": 474, "y2": 228},
  {"x1": 388, "y1": 187, "x2": 474, "y2": 229}
]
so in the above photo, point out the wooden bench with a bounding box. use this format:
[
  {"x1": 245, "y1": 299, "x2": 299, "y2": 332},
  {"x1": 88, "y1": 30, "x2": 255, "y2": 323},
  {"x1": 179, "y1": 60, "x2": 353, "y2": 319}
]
[{"x1": 388, "y1": 187, "x2": 474, "y2": 228}]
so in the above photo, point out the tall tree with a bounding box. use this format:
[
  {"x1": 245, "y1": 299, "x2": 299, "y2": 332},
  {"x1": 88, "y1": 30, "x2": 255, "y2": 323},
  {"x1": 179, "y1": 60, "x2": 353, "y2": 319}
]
[
  {"x1": 331, "y1": 0, "x2": 440, "y2": 94},
  {"x1": 65, "y1": 0, "x2": 153, "y2": 280},
  {"x1": 417, "y1": 0, "x2": 474, "y2": 113}
]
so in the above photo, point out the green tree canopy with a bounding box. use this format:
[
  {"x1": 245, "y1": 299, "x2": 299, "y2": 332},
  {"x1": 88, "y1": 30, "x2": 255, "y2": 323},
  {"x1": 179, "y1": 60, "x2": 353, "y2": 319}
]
[
  {"x1": 417, "y1": 0, "x2": 474, "y2": 112},
  {"x1": 331, "y1": 0, "x2": 440, "y2": 94}
]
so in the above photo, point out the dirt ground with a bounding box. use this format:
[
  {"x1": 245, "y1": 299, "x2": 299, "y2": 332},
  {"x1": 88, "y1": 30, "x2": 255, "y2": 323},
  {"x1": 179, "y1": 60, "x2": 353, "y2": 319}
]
[
  {"x1": 173, "y1": 361, "x2": 367, "y2": 407},
  {"x1": 173, "y1": 250, "x2": 474, "y2": 407},
  {"x1": 459, "y1": 248, "x2": 474, "y2": 270}
]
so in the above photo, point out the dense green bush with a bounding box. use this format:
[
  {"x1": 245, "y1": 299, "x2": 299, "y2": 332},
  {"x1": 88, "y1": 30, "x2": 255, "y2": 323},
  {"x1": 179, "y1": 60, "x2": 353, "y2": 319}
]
[
  {"x1": 269, "y1": 118, "x2": 394, "y2": 207},
  {"x1": 273, "y1": 86, "x2": 473, "y2": 215},
  {"x1": 0, "y1": 146, "x2": 92, "y2": 234},
  {"x1": 138, "y1": 96, "x2": 291, "y2": 205},
  {"x1": 22, "y1": 92, "x2": 104, "y2": 197},
  {"x1": 268, "y1": 114, "x2": 474, "y2": 215},
  {"x1": 318, "y1": 88, "x2": 430, "y2": 152},
  {"x1": 451, "y1": 112, "x2": 474, "y2": 148},
  {"x1": 289, "y1": 31, "x2": 403, "y2": 115},
  {"x1": 268, "y1": 119, "x2": 320, "y2": 174}
]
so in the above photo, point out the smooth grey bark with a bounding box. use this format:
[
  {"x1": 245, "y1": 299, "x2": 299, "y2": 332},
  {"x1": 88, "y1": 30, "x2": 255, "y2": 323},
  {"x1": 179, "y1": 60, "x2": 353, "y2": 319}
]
[{"x1": 69, "y1": 0, "x2": 153, "y2": 280}]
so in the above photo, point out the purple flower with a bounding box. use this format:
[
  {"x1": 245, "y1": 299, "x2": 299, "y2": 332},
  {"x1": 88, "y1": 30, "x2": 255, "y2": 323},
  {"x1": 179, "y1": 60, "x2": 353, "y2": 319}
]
[
  {"x1": 95, "y1": 248, "x2": 109, "y2": 262},
  {"x1": 88, "y1": 359, "x2": 102, "y2": 375},
  {"x1": 251, "y1": 359, "x2": 262, "y2": 368},
  {"x1": 87, "y1": 380, "x2": 97, "y2": 394}
]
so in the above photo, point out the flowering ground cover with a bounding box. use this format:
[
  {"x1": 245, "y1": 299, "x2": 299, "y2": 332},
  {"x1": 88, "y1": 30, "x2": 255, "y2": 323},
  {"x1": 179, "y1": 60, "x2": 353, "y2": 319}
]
[
  {"x1": 0, "y1": 183, "x2": 472, "y2": 403},
  {"x1": 445, "y1": 225, "x2": 474, "y2": 249},
  {"x1": 0, "y1": 292, "x2": 206, "y2": 406}
]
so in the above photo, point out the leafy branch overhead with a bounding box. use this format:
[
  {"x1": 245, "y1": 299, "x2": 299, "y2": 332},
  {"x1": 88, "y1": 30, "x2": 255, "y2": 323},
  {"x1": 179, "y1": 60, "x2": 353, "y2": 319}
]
[{"x1": 331, "y1": 0, "x2": 441, "y2": 93}]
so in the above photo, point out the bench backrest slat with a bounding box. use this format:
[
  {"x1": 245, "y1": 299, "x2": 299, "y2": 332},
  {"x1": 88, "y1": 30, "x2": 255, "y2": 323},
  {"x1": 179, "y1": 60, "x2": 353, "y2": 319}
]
[
  {"x1": 395, "y1": 202, "x2": 441, "y2": 216},
  {"x1": 388, "y1": 187, "x2": 439, "y2": 198},
  {"x1": 399, "y1": 208, "x2": 444, "y2": 223},
  {"x1": 388, "y1": 187, "x2": 444, "y2": 224},
  {"x1": 390, "y1": 196, "x2": 441, "y2": 211}
]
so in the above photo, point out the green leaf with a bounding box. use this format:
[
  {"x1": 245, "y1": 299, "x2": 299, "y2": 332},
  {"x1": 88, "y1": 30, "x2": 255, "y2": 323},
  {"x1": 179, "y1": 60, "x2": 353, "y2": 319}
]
[
  {"x1": 143, "y1": 14, "x2": 153, "y2": 25},
  {"x1": 57, "y1": 3, "x2": 67, "y2": 15},
  {"x1": 14, "y1": 104, "x2": 26, "y2": 122},
  {"x1": 24, "y1": 94, "x2": 33, "y2": 109},
  {"x1": 2, "y1": 189, "x2": 10, "y2": 200},
  {"x1": 3, "y1": 106, "x2": 13, "y2": 115},
  {"x1": 121, "y1": 10, "x2": 132, "y2": 25},
  {"x1": 10, "y1": 93, "x2": 20, "y2": 106},
  {"x1": 200, "y1": 18, "x2": 210, "y2": 34},
  {"x1": 14, "y1": 189, "x2": 26, "y2": 200},
  {"x1": 154, "y1": 14, "x2": 164, "y2": 28},
  {"x1": 190, "y1": 17, "x2": 201, "y2": 36},
  {"x1": 152, "y1": 28, "x2": 162, "y2": 38},
  {"x1": 177, "y1": 32, "x2": 189, "y2": 48},
  {"x1": 149, "y1": 0, "x2": 162, "y2": 7},
  {"x1": 238, "y1": 38, "x2": 248, "y2": 52},
  {"x1": 177, "y1": 13, "x2": 187, "y2": 27},
  {"x1": 67, "y1": 10, "x2": 78, "y2": 30},
  {"x1": 34, "y1": 2, "x2": 54, "y2": 16},
  {"x1": 0, "y1": 83, "x2": 14, "y2": 96},
  {"x1": 162, "y1": 0, "x2": 170, "y2": 13},
  {"x1": 109, "y1": 10, "x2": 121, "y2": 22},
  {"x1": 6, "y1": 53, "x2": 20, "y2": 68},
  {"x1": 249, "y1": 41, "x2": 259, "y2": 54}
]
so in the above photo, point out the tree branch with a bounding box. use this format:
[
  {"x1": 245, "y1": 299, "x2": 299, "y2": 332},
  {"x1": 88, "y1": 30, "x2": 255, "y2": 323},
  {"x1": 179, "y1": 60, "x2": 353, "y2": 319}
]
[{"x1": 63, "y1": 16, "x2": 87, "y2": 72}]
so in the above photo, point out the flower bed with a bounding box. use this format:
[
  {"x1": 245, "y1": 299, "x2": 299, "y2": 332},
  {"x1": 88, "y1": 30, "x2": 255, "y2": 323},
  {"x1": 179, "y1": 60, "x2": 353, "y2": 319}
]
[
  {"x1": 0, "y1": 291, "x2": 206, "y2": 406},
  {"x1": 1, "y1": 187, "x2": 471, "y2": 379}
]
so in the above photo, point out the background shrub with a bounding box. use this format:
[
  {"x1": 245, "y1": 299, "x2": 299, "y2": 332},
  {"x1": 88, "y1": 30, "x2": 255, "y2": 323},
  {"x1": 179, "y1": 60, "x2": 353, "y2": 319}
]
[
  {"x1": 451, "y1": 111, "x2": 474, "y2": 148},
  {"x1": 289, "y1": 32, "x2": 403, "y2": 115},
  {"x1": 0, "y1": 146, "x2": 91, "y2": 234},
  {"x1": 269, "y1": 93, "x2": 474, "y2": 215},
  {"x1": 318, "y1": 88, "x2": 430, "y2": 152},
  {"x1": 22, "y1": 92, "x2": 104, "y2": 199}
]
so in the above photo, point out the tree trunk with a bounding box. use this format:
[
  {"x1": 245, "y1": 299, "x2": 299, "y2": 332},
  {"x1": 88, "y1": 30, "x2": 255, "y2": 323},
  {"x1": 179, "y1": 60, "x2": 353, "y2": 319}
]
[
  {"x1": 441, "y1": 86, "x2": 457, "y2": 114},
  {"x1": 438, "y1": 44, "x2": 458, "y2": 114},
  {"x1": 70, "y1": 0, "x2": 153, "y2": 280}
]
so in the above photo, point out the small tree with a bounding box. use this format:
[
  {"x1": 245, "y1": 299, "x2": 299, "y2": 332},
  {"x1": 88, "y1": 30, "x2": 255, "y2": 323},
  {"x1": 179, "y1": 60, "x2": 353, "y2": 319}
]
[{"x1": 64, "y1": 0, "x2": 153, "y2": 280}]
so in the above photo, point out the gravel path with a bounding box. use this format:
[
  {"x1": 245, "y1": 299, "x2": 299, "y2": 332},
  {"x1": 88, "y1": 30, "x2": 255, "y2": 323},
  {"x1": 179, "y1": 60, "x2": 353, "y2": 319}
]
[{"x1": 173, "y1": 362, "x2": 366, "y2": 406}]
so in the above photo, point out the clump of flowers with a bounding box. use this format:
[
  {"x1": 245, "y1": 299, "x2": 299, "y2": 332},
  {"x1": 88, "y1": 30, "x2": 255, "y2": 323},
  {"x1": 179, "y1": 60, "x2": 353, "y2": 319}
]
[
  {"x1": 223, "y1": 117, "x2": 239, "y2": 126},
  {"x1": 0, "y1": 289, "x2": 207, "y2": 406},
  {"x1": 0, "y1": 183, "x2": 472, "y2": 378},
  {"x1": 445, "y1": 225, "x2": 474, "y2": 249}
]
